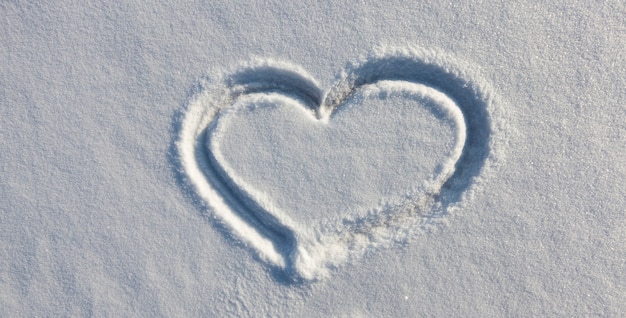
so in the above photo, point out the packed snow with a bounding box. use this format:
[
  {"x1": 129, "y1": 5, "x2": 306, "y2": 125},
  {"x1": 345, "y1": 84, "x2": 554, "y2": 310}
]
[{"x1": 1, "y1": 1, "x2": 624, "y2": 316}]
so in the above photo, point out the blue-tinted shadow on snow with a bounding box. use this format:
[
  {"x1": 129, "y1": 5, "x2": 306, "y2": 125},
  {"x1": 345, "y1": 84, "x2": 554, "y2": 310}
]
[{"x1": 329, "y1": 56, "x2": 492, "y2": 208}]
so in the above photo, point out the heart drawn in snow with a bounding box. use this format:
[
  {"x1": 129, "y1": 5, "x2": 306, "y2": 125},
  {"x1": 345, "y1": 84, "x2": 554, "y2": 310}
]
[{"x1": 177, "y1": 48, "x2": 497, "y2": 282}]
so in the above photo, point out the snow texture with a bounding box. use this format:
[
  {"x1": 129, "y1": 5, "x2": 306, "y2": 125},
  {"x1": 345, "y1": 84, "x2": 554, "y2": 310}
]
[{"x1": 1, "y1": 1, "x2": 625, "y2": 316}]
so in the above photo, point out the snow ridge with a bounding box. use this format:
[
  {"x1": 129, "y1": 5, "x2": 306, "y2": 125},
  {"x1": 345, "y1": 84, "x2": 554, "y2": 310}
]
[{"x1": 176, "y1": 46, "x2": 502, "y2": 281}]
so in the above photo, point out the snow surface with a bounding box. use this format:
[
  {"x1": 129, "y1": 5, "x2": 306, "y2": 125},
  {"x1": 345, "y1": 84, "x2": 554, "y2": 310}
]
[{"x1": 1, "y1": 1, "x2": 625, "y2": 316}]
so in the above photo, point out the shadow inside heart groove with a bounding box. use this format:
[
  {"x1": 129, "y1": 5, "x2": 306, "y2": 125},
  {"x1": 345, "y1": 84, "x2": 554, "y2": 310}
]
[{"x1": 176, "y1": 47, "x2": 496, "y2": 282}]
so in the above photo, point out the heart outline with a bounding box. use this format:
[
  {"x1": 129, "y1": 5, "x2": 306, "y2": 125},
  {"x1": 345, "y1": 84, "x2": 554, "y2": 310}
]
[{"x1": 176, "y1": 47, "x2": 499, "y2": 282}]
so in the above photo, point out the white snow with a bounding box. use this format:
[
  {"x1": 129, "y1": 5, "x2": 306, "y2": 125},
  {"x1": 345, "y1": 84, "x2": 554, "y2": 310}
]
[{"x1": 1, "y1": 1, "x2": 625, "y2": 316}]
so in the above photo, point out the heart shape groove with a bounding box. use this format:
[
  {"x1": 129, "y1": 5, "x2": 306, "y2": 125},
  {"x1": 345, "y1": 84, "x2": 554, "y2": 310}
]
[{"x1": 177, "y1": 47, "x2": 498, "y2": 282}]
